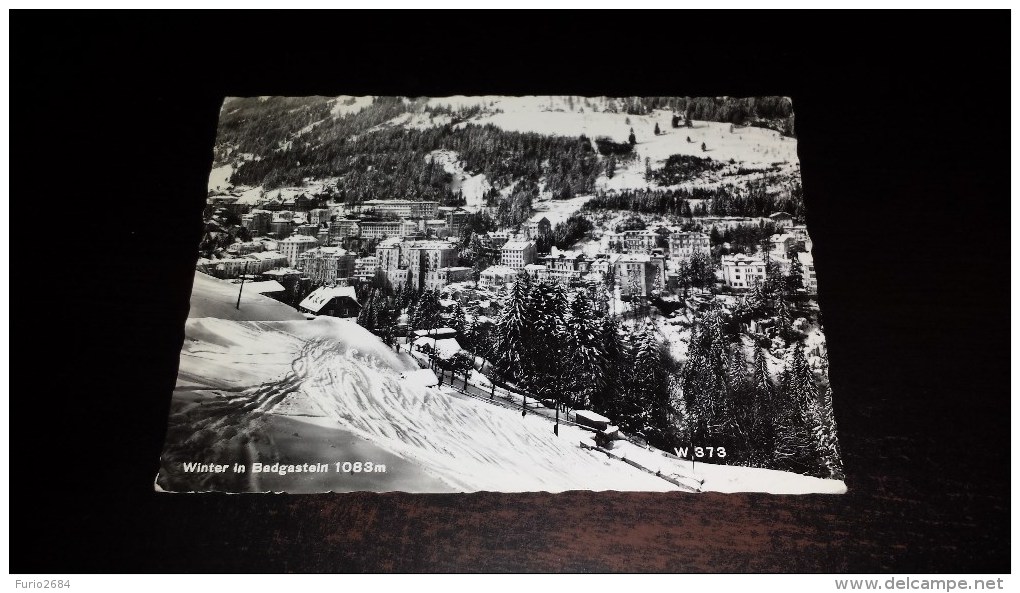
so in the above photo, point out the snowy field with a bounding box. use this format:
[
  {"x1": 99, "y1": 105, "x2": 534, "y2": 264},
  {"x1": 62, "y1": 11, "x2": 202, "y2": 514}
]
[
  {"x1": 211, "y1": 95, "x2": 799, "y2": 205},
  {"x1": 160, "y1": 273, "x2": 845, "y2": 495}
]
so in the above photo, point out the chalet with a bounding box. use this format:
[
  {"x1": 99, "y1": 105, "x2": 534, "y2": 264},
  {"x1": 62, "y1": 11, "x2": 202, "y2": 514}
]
[
  {"x1": 298, "y1": 285, "x2": 361, "y2": 318},
  {"x1": 769, "y1": 211, "x2": 795, "y2": 230}
]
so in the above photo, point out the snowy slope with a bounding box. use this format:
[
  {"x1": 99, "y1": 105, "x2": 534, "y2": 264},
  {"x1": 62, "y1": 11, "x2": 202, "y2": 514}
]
[
  {"x1": 424, "y1": 95, "x2": 799, "y2": 189},
  {"x1": 187, "y1": 271, "x2": 304, "y2": 321},
  {"x1": 164, "y1": 315, "x2": 677, "y2": 493},
  {"x1": 167, "y1": 308, "x2": 845, "y2": 493}
]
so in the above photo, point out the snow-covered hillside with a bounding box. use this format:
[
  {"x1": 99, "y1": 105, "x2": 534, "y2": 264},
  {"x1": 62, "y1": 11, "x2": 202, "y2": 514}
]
[
  {"x1": 165, "y1": 313, "x2": 845, "y2": 494},
  {"x1": 162, "y1": 272, "x2": 845, "y2": 494},
  {"x1": 211, "y1": 95, "x2": 799, "y2": 203}
]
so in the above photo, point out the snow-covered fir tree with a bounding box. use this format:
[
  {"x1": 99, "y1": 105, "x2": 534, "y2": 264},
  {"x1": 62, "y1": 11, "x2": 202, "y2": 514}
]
[
  {"x1": 566, "y1": 291, "x2": 606, "y2": 409},
  {"x1": 773, "y1": 343, "x2": 820, "y2": 473},
  {"x1": 811, "y1": 385, "x2": 844, "y2": 479},
  {"x1": 494, "y1": 279, "x2": 531, "y2": 385}
]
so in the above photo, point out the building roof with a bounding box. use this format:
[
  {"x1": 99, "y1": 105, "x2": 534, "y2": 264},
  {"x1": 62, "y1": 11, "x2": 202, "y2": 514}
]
[
  {"x1": 796, "y1": 252, "x2": 814, "y2": 265},
  {"x1": 480, "y1": 265, "x2": 518, "y2": 277},
  {"x1": 243, "y1": 280, "x2": 286, "y2": 294},
  {"x1": 502, "y1": 240, "x2": 535, "y2": 251},
  {"x1": 263, "y1": 267, "x2": 302, "y2": 277},
  {"x1": 413, "y1": 327, "x2": 457, "y2": 338},
  {"x1": 249, "y1": 251, "x2": 287, "y2": 261},
  {"x1": 616, "y1": 253, "x2": 653, "y2": 263},
  {"x1": 411, "y1": 336, "x2": 462, "y2": 359},
  {"x1": 408, "y1": 240, "x2": 456, "y2": 250},
  {"x1": 769, "y1": 211, "x2": 793, "y2": 218},
  {"x1": 300, "y1": 246, "x2": 352, "y2": 258},
  {"x1": 279, "y1": 234, "x2": 318, "y2": 244},
  {"x1": 721, "y1": 254, "x2": 765, "y2": 266},
  {"x1": 362, "y1": 199, "x2": 438, "y2": 206},
  {"x1": 299, "y1": 285, "x2": 360, "y2": 313}
]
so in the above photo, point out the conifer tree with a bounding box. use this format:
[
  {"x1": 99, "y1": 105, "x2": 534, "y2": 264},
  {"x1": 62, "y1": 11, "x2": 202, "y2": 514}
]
[
  {"x1": 357, "y1": 289, "x2": 377, "y2": 331},
  {"x1": 447, "y1": 301, "x2": 467, "y2": 338},
  {"x1": 628, "y1": 128, "x2": 637, "y2": 145},
  {"x1": 596, "y1": 314, "x2": 626, "y2": 420},
  {"x1": 616, "y1": 326, "x2": 645, "y2": 433},
  {"x1": 566, "y1": 291, "x2": 606, "y2": 409},
  {"x1": 494, "y1": 279, "x2": 532, "y2": 385},
  {"x1": 749, "y1": 343, "x2": 776, "y2": 465},
  {"x1": 773, "y1": 344, "x2": 819, "y2": 473},
  {"x1": 654, "y1": 122, "x2": 661, "y2": 135},
  {"x1": 812, "y1": 385, "x2": 844, "y2": 479}
]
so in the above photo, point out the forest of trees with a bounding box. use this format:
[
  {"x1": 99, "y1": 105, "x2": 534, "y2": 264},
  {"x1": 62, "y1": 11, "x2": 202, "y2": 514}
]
[
  {"x1": 220, "y1": 96, "x2": 604, "y2": 201},
  {"x1": 583, "y1": 179, "x2": 804, "y2": 219},
  {"x1": 649, "y1": 154, "x2": 727, "y2": 186},
  {"x1": 353, "y1": 260, "x2": 841, "y2": 479},
  {"x1": 609, "y1": 96, "x2": 796, "y2": 136}
]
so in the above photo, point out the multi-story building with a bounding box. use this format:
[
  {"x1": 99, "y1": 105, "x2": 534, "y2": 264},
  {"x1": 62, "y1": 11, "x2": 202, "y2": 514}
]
[
  {"x1": 423, "y1": 266, "x2": 473, "y2": 291},
  {"x1": 197, "y1": 251, "x2": 288, "y2": 279},
  {"x1": 479, "y1": 265, "x2": 520, "y2": 291},
  {"x1": 537, "y1": 249, "x2": 591, "y2": 285},
  {"x1": 295, "y1": 224, "x2": 320, "y2": 237},
  {"x1": 353, "y1": 256, "x2": 380, "y2": 282},
  {"x1": 298, "y1": 246, "x2": 357, "y2": 285},
  {"x1": 307, "y1": 208, "x2": 332, "y2": 226},
  {"x1": 278, "y1": 234, "x2": 320, "y2": 267},
  {"x1": 524, "y1": 216, "x2": 551, "y2": 240},
  {"x1": 769, "y1": 233, "x2": 799, "y2": 260},
  {"x1": 385, "y1": 268, "x2": 410, "y2": 288},
  {"x1": 329, "y1": 218, "x2": 360, "y2": 242},
  {"x1": 668, "y1": 231, "x2": 710, "y2": 260},
  {"x1": 614, "y1": 254, "x2": 667, "y2": 297},
  {"x1": 225, "y1": 241, "x2": 266, "y2": 256},
  {"x1": 797, "y1": 251, "x2": 817, "y2": 294},
  {"x1": 241, "y1": 210, "x2": 272, "y2": 236},
  {"x1": 424, "y1": 219, "x2": 449, "y2": 238},
  {"x1": 625, "y1": 230, "x2": 661, "y2": 254},
  {"x1": 375, "y1": 237, "x2": 404, "y2": 271},
  {"x1": 500, "y1": 240, "x2": 537, "y2": 270},
  {"x1": 358, "y1": 219, "x2": 419, "y2": 240},
  {"x1": 607, "y1": 229, "x2": 661, "y2": 254},
  {"x1": 486, "y1": 231, "x2": 512, "y2": 246},
  {"x1": 788, "y1": 225, "x2": 813, "y2": 252},
  {"x1": 248, "y1": 251, "x2": 288, "y2": 273},
  {"x1": 721, "y1": 254, "x2": 767, "y2": 289},
  {"x1": 445, "y1": 208, "x2": 470, "y2": 237},
  {"x1": 589, "y1": 254, "x2": 620, "y2": 279},
  {"x1": 356, "y1": 200, "x2": 439, "y2": 219},
  {"x1": 406, "y1": 241, "x2": 459, "y2": 289}
]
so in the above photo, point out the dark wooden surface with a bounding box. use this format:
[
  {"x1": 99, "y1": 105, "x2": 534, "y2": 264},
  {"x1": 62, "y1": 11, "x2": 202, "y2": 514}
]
[{"x1": 12, "y1": 12, "x2": 1008, "y2": 573}]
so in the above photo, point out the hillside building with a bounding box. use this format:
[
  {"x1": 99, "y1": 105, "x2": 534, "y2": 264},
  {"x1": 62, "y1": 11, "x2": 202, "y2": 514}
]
[
  {"x1": 278, "y1": 234, "x2": 320, "y2": 267},
  {"x1": 299, "y1": 285, "x2": 361, "y2": 319},
  {"x1": 500, "y1": 240, "x2": 537, "y2": 270},
  {"x1": 721, "y1": 253, "x2": 767, "y2": 289}
]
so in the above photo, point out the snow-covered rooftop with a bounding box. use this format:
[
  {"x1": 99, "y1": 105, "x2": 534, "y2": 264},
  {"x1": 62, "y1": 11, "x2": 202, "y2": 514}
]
[
  {"x1": 279, "y1": 234, "x2": 318, "y2": 244},
  {"x1": 243, "y1": 280, "x2": 286, "y2": 294},
  {"x1": 299, "y1": 285, "x2": 359, "y2": 313},
  {"x1": 480, "y1": 265, "x2": 518, "y2": 277},
  {"x1": 501, "y1": 240, "x2": 534, "y2": 251}
]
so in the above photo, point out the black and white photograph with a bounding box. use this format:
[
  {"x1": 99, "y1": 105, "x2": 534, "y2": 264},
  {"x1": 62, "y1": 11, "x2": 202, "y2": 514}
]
[
  {"x1": 12, "y1": 10, "x2": 1009, "y2": 577},
  {"x1": 157, "y1": 95, "x2": 845, "y2": 494}
]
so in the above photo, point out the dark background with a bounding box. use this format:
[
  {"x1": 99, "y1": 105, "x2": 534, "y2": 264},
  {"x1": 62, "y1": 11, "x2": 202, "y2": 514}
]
[{"x1": 13, "y1": 12, "x2": 1009, "y2": 572}]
